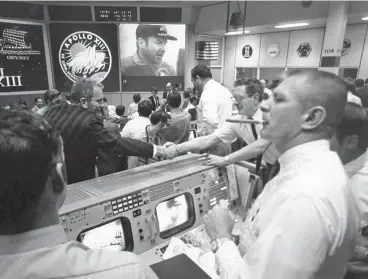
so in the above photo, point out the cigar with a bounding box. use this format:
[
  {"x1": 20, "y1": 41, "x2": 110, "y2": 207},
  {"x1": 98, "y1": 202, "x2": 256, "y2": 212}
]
[{"x1": 226, "y1": 118, "x2": 265, "y2": 125}]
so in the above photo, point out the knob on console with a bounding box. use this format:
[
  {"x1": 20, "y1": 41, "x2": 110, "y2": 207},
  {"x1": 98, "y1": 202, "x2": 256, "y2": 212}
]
[
  {"x1": 140, "y1": 235, "x2": 144, "y2": 240},
  {"x1": 138, "y1": 229, "x2": 143, "y2": 233}
]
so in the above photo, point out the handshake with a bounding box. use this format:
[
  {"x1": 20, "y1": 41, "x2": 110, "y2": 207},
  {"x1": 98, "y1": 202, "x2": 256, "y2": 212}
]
[{"x1": 156, "y1": 142, "x2": 181, "y2": 160}]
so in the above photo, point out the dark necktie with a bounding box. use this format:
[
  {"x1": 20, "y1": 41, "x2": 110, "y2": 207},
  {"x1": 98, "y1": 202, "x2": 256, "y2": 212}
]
[
  {"x1": 268, "y1": 160, "x2": 280, "y2": 181},
  {"x1": 249, "y1": 117, "x2": 262, "y2": 175}
]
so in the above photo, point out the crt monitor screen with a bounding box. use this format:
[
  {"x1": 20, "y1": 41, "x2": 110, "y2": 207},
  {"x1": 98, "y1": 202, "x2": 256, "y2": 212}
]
[
  {"x1": 156, "y1": 194, "x2": 189, "y2": 232},
  {"x1": 79, "y1": 219, "x2": 125, "y2": 252}
]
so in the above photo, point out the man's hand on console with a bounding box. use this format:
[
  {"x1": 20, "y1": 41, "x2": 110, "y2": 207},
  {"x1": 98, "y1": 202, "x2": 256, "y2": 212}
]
[
  {"x1": 203, "y1": 200, "x2": 235, "y2": 241},
  {"x1": 201, "y1": 153, "x2": 227, "y2": 167}
]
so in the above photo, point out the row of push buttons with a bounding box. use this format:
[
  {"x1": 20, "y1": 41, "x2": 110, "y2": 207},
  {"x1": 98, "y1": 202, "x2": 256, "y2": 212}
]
[{"x1": 111, "y1": 192, "x2": 144, "y2": 215}]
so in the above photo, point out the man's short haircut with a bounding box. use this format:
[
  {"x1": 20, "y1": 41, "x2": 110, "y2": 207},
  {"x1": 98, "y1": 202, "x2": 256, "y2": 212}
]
[
  {"x1": 116, "y1": 105, "x2": 125, "y2": 117},
  {"x1": 345, "y1": 80, "x2": 357, "y2": 94},
  {"x1": 133, "y1": 93, "x2": 141, "y2": 104},
  {"x1": 284, "y1": 69, "x2": 348, "y2": 131},
  {"x1": 44, "y1": 89, "x2": 61, "y2": 105},
  {"x1": 365, "y1": 78, "x2": 368, "y2": 84},
  {"x1": 355, "y1": 79, "x2": 365, "y2": 88},
  {"x1": 183, "y1": 91, "x2": 190, "y2": 99},
  {"x1": 138, "y1": 100, "x2": 153, "y2": 117},
  {"x1": 0, "y1": 110, "x2": 62, "y2": 224},
  {"x1": 34, "y1": 97, "x2": 42, "y2": 104},
  {"x1": 151, "y1": 87, "x2": 158, "y2": 94},
  {"x1": 336, "y1": 102, "x2": 368, "y2": 150},
  {"x1": 167, "y1": 91, "x2": 181, "y2": 108},
  {"x1": 150, "y1": 110, "x2": 171, "y2": 125},
  {"x1": 191, "y1": 65, "x2": 212, "y2": 80},
  {"x1": 70, "y1": 78, "x2": 104, "y2": 103},
  {"x1": 233, "y1": 78, "x2": 264, "y2": 102}
]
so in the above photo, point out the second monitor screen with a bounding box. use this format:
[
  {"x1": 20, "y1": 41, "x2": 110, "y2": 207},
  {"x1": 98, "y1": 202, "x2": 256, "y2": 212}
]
[{"x1": 156, "y1": 194, "x2": 189, "y2": 232}]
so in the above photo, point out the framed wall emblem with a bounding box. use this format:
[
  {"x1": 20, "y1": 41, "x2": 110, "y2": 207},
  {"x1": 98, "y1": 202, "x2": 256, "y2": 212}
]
[
  {"x1": 297, "y1": 43, "x2": 312, "y2": 57},
  {"x1": 242, "y1": 45, "x2": 253, "y2": 58}
]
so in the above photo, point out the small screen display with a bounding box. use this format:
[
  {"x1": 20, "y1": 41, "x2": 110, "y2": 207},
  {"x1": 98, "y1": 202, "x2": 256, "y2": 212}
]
[
  {"x1": 156, "y1": 194, "x2": 189, "y2": 232},
  {"x1": 79, "y1": 219, "x2": 125, "y2": 252}
]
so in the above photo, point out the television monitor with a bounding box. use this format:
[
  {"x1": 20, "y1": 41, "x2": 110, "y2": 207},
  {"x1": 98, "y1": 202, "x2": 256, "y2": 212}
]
[
  {"x1": 156, "y1": 193, "x2": 195, "y2": 239},
  {"x1": 119, "y1": 23, "x2": 185, "y2": 91},
  {"x1": 77, "y1": 217, "x2": 133, "y2": 251}
]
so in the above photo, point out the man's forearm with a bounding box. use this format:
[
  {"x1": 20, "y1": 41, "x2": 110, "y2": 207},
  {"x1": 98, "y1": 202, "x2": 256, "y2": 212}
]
[
  {"x1": 228, "y1": 139, "x2": 272, "y2": 164},
  {"x1": 176, "y1": 134, "x2": 219, "y2": 154}
]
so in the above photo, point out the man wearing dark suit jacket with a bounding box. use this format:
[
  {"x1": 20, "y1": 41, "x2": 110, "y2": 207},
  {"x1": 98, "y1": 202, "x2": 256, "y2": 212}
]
[
  {"x1": 44, "y1": 78, "x2": 173, "y2": 184},
  {"x1": 162, "y1": 82, "x2": 172, "y2": 100},
  {"x1": 148, "y1": 87, "x2": 160, "y2": 111}
]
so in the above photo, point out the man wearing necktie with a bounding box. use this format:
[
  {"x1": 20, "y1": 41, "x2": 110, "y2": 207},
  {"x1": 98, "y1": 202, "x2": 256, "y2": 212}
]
[
  {"x1": 148, "y1": 87, "x2": 160, "y2": 111},
  {"x1": 166, "y1": 77, "x2": 280, "y2": 180}
]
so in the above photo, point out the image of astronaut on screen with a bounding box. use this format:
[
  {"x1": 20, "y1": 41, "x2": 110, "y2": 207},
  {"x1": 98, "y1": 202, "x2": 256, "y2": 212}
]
[
  {"x1": 119, "y1": 24, "x2": 185, "y2": 76},
  {"x1": 156, "y1": 194, "x2": 189, "y2": 232},
  {"x1": 79, "y1": 219, "x2": 125, "y2": 252}
]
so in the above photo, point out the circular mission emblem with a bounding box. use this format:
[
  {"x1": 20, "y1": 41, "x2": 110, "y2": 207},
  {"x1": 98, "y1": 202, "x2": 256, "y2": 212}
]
[{"x1": 59, "y1": 31, "x2": 111, "y2": 83}]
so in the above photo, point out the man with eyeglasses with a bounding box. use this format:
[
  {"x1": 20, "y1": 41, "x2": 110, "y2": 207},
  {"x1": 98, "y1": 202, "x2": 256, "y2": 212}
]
[{"x1": 166, "y1": 77, "x2": 280, "y2": 181}]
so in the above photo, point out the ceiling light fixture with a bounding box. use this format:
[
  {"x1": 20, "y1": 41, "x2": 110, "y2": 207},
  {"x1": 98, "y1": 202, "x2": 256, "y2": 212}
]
[
  {"x1": 362, "y1": 17, "x2": 368, "y2": 21},
  {"x1": 225, "y1": 30, "x2": 250, "y2": 36},
  {"x1": 275, "y1": 22, "x2": 309, "y2": 28}
]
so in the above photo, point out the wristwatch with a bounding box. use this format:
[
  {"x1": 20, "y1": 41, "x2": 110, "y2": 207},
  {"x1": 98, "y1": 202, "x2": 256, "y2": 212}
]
[
  {"x1": 224, "y1": 155, "x2": 230, "y2": 165},
  {"x1": 211, "y1": 237, "x2": 232, "y2": 253}
]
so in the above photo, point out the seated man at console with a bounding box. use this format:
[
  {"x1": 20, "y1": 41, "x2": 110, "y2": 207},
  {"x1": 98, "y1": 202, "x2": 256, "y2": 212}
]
[
  {"x1": 0, "y1": 110, "x2": 159, "y2": 279},
  {"x1": 167, "y1": 77, "x2": 279, "y2": 178},
  {"x1": 202, "y1": 70, "x2": 359, "y2": 279}
]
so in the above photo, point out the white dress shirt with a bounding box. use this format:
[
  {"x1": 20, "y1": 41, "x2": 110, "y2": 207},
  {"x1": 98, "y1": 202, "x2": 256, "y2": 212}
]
[
  {"x1": 121, "y1": 116, "x2": 151, "y2": 141},
  {"x1": 216, "y1": 140, "x2": 359, "y2": 279},
  {"x1": 0, "y1": 225, "x2": 158, "y2": 279},
  {"x1": 213, "y1": 111, "x2": 280, "y2": 164},
  {"x1": 347, "y1": 91, "x2": 362, "y2": 106},
  {"x1": 197, "y1": 79, "x2": 233, "y2": 136}
]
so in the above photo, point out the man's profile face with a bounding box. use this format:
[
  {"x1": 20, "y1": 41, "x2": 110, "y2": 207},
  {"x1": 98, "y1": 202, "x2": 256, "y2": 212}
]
[
  {"x1": 260, "y1": 76, "x2": 304, "y2": 145},
  {"x1": 232, "y1": 85, "x2": 259, "y2": 116},
  {"x1": 88, "y1": 86, "x2": 107, "y2": 117},
  {"x1": 139, "y1": 36, "x2": 167, "y2": 64}
]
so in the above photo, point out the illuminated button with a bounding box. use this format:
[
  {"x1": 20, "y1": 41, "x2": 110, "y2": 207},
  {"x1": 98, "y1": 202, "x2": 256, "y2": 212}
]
[
  {"x1": 132, "y1": 194, "x2": 137, "y2": 198},
  {"x1": 128, "y1": 195, "x2": 132, "y2": 199},
  {"x1": 119, "y1": 208, "x2": 124, "y2": 213},
  {"x1": 128, "y1": 201, "x2": 132, "y2": 204},
  {"x1": 124, "y1": 207, "x2": 128, "y2": 210},
  {"x1": 123, "y1": 202, "x2": 128, "y2": 206},
  {"x1": 134, "y1": 203, "x2": 138, "y2": 207},
  {"x1": 112, "y1": 205, "x2": 118, "y2": 210},
  {"x1": 112, "y1": 201, "x2": 117, "y2": 205},
  {"x1": 118, "y1": 204, "x2": 122, "y2": 208},
  {"x1": 129, "y1": 205, "x2": 133, "y2": 209},
  {"x1": 133, "y1": 199, "x2": 138, "y2": 203},
  {"x1": 113, "y1": 210, "x2": 118, "y2": 215},
  {"x1": 117, "y1": 199, "x2": 122, "y2": 203},
  {"x1": 123, "y1": 197, "x2": 127, "y2": 201},
  {"x1": 138, "y1": 197, "x2": 143, "y2": 201},
  {"x1": 139, "y1": 202, "x2": 143, "y2": 205}
]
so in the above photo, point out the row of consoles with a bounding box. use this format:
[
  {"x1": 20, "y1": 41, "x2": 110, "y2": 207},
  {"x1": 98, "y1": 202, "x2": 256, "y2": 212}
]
[{"x1": 59, "y1": 154, "x2": 261, "y2": 277}]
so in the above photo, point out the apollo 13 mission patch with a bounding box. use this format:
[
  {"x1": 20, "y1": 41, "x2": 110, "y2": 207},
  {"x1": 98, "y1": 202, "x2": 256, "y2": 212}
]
[{"x1": 59, "y1": 31, "x2": 111, "y2": 83}]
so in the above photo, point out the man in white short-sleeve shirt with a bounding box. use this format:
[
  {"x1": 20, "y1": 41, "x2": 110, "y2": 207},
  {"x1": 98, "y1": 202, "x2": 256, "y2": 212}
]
[
  {"x1": 202, "y1": 69, "x2": 359, "y2": 279},
  {"x1": 168, "y1": 78, "x2": 280, "y2": 178}
]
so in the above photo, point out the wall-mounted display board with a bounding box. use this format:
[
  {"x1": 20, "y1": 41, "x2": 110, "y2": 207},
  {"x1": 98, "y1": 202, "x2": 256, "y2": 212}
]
[
  {"x1": 340, "y1": 24, "x2": 367, "y2": 67},
  {"x1": 286, "y1": 28, "x2": 324, "y2": 68},
  {"x1": 95, "y1": 6, "x2": 138, "y2": 22},
  {"x1": 48, "y1": 6, "x2": 92, "y2": 22},
  {"x1": 119, "y1": 23, "x2": 185, "y2": 91},
  {"x1": 49, "y1": 23, "x2": 119, "y2": 92},
  {"x1": 235, "y1": 34, "x2": 261, "y2": 67},
  {"x1": 0, "y1": 21, "x2": 48, "y2": 93},
  {"x1": 259, "y1": 32, "x2": 290, "y2": 67},
  {"x1": 140, "y1": 7, "x2": 182, "y2": 23},
  {"x1": 0, "y1": 1, "x2": 44, "y2": 21}
]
